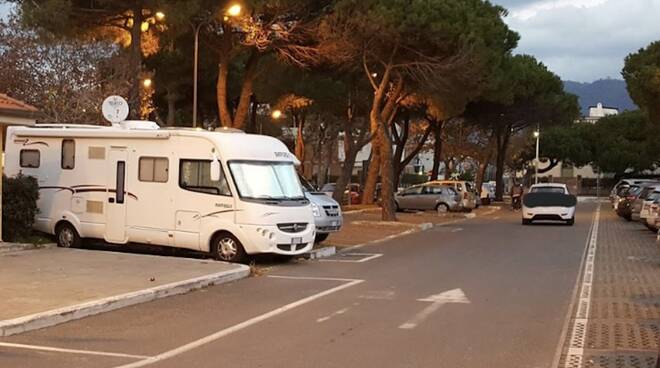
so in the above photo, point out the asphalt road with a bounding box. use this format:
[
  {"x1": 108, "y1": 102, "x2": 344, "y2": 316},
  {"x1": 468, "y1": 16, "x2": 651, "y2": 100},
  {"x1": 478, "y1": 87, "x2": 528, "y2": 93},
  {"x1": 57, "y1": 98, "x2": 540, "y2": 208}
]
[{"x1": 0, "y1": 203, "x2": 597, "y2": 368}]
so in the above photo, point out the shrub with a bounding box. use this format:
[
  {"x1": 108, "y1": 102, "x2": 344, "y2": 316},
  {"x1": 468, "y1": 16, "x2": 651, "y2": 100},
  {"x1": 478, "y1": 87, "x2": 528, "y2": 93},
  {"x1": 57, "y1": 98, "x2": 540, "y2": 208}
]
[{"x1": 2, "y1": 174, "x2": 39, "y2": 242}]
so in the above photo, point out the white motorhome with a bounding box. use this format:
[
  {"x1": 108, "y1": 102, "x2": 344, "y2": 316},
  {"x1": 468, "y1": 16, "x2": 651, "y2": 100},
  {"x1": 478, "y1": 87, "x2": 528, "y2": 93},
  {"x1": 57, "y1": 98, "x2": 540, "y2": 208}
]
[{"x1": 4, "y1": 121, "x2": 316, "y2": 262}]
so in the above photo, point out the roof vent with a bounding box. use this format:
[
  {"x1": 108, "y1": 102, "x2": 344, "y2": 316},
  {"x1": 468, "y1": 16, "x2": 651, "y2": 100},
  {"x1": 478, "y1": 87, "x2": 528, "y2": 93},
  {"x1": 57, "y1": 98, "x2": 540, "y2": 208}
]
[{"x1": 119, "y1": 120, "x2": 160, "y2": 130}]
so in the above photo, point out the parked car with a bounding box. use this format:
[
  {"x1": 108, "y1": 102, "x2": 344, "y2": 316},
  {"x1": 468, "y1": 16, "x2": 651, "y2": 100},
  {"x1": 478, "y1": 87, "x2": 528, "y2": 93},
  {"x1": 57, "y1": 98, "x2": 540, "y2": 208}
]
[
  {"x1": 612, "y1": 185, "x2": 631, "y2": 211},
  {"x1": 610, "y1": 178, "x2": 656, "y2": 209},
  {"x1": 616, "y1": 185, "x2": 644, "y2": 221},
  {"x1": 300, "y1": 177, "x2": 342, "y2": 243},
  {"x1": 428, "y1": 180, "x2": 478, "y2": 211},
  {"x1": 481, "y1": 183, "x2": 496, "y2": 205},
  {"x1": 395, "y1": 183, "x2": 462, "y2": 213},
  {"x1": 321, "y1": 183, "x2": 361, "y2": 205},
  {"x1": 645, "y1": 197, "x2": 660, "y2": 232},
  {"x1": 522, "y1": 183, "x2": 577, "y2": 225},
  {"x1": 631, "y1": 183, "x2": 660, "y2": 222}
]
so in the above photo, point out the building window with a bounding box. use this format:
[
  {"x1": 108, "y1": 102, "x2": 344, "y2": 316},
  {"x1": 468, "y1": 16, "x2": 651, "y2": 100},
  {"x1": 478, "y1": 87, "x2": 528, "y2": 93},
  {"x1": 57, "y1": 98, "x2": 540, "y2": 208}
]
[
  {"x1": 62, "y1": 139, "x2": 75, "y2": 169},
  {"x1": 139, "y1": 157, "x2": 169, "y2": 183},
  {"x1": 179, "y1": 160, "x2": 231, "y2": 196},
  {"x1": 20, "y1": 149, "x2": 40, "y2": 168}
]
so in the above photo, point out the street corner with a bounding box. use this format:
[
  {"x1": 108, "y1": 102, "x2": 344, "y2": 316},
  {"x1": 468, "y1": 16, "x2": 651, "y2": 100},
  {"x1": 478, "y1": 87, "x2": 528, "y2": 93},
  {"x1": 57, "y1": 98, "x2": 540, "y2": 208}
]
[{"x1": 0, "y1": 247, "x2": 249, "y2": 337}]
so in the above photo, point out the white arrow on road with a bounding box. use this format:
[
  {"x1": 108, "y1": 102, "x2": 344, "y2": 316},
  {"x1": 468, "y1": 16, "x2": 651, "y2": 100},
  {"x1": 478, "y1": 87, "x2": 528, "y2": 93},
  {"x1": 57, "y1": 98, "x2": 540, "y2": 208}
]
[{"x1": 399, "y1": 288, "x2": 470, "y2": 330}]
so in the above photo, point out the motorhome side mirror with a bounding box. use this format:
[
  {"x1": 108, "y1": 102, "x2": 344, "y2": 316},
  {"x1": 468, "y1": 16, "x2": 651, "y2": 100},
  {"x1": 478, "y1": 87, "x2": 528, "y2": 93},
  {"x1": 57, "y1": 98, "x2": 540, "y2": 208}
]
[{"x1": 210, "y1": 158, "x2": 221, "y2": 182}]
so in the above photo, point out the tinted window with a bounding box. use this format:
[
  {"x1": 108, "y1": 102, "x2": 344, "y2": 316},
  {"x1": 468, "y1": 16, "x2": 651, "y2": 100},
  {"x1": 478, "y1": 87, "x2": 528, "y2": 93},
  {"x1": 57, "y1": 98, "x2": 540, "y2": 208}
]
[
  {"x1": 20, "y1": 149, "x2": 40, "y2": 168},
  {"x1": 404, "y1": 186, "x2": 423, "y2": 195},
  {"x1": 61, "y1": 140, "x2": 75, "y2": 169},
  {"x1": 531, "y1": 187, "x2": 566, "y2": 194},
  {"x1": 139, "y1": 157, "x2": 169, "y2": 183},
  {"x1": 428, "y1": 186, "x2": 446, "y2": 195},
  {"x1": 179, "y1": 160, "x2": 231, "y2": 196}
]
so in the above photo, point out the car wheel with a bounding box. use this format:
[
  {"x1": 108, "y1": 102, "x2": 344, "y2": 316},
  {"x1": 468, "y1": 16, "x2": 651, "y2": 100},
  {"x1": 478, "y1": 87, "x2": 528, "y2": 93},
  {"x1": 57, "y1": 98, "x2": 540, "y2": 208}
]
[
  {"x1": 211, "y1": 233, "x2": 247, "y2": 263},
  {"x1": 395, "y1": 201, "x2": 402, "y2": 212},
  {"x1": 56, "y1": 222, "x2": 81, "y2": 248},
  {"x1": 315, "y1": 233, "x2": 329, "y2": 243},
  {"x1": 566, "y1": 217, "x2": 575, "y2": 226},
  {"x1": 436, "y1": 203, "x2": 449, "y2": 214},
  {"x1": 522, "y1": 219, "x2": 532, "y2": 225}
]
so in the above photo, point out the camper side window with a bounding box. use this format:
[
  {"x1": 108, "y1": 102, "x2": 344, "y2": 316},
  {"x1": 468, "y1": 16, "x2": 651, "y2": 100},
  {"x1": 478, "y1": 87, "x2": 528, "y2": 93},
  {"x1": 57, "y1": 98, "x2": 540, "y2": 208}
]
[
  {"x1": 61, "y1": 139, "x2": 75, "y2": 170},
  {"x1": 179, "y1": 160, "x2": 231, "y2": 196},
  {"x1": 20, "y1": 149, "x2": 40, "y2": 168},
  {"x1": 139, "y1": 157, "x2": 169, "y2": 183}
]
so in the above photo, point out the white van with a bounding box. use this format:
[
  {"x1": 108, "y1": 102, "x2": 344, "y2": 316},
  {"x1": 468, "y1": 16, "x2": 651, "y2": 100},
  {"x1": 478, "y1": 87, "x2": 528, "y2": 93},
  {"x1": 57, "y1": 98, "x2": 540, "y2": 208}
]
[{"x1": 4, "y1": 121, "x2": 315, "y2": 262}]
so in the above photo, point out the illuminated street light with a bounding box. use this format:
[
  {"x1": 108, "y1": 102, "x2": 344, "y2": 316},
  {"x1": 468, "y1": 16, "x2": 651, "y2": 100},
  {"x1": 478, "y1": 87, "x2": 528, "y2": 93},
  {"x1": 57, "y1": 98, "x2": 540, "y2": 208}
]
[
  {"x1": 142, "y1": 78, "x2": 153, "y2": 88},
  {"x1": 271, "y1": 110, "x2": 283, "y2": 119},
  {"x1": 155, "y1": 11, "x2": 165, "y2": 21},
  {"x1": 141, "y1": 21, "x2": 150, "y2": 32},
  {"x1": 227, "y1": 4, "x2": 242, "y2": 17}
]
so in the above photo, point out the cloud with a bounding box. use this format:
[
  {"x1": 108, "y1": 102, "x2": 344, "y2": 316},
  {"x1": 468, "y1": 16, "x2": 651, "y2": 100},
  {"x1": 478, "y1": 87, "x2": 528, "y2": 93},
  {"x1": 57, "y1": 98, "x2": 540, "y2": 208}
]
[{"x1": 492, "y1": 0, "x2": 660, "y2": 81}]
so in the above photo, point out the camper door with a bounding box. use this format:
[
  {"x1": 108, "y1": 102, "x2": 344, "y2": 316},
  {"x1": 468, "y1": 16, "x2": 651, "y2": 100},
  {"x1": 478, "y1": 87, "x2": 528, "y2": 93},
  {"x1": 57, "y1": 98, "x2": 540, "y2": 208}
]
[{"x1": 106, "y1": 148, "x2": 128, "y2": 243}]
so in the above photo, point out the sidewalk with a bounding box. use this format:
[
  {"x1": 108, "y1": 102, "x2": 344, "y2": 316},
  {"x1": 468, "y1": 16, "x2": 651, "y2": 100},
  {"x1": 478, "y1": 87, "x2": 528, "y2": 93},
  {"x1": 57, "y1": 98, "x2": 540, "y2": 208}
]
[
  {"x1": 325, "y1": 206, "x2": 500, "y2": 249},
  {"x1": 559, "y1": 208, "x2": 660, "y2": 367},
  {"x1": 0, "y1": 248, "x2": 249, "y2": 336}
]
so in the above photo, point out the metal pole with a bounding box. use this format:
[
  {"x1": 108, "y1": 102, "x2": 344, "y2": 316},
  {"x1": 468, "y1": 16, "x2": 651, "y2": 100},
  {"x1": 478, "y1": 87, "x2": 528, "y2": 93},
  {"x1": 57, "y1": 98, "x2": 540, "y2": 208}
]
[
  {"x1": 192, "y1": 24, "x2": 201, "y2": 128},
  {"x1": 535, "y1": 127, "x2": 540, "y2": 184}
]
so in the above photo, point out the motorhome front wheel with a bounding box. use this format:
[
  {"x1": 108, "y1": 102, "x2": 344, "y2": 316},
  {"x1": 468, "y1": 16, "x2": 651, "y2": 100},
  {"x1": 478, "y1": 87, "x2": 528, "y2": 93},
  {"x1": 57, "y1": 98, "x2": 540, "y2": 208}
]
[
  {"x1": 211, "y1": 233, "x2": 247, "y2": 263},
  {"x1": 56, "y1": 223, "x2": 81, "y2": 248}
]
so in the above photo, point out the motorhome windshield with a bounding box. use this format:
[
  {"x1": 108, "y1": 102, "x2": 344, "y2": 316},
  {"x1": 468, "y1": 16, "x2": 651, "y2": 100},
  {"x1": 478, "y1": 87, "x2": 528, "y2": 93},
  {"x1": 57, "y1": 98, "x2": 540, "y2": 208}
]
[{"x1": 229, "y1": 161, "x2": 304, "y2": 200}]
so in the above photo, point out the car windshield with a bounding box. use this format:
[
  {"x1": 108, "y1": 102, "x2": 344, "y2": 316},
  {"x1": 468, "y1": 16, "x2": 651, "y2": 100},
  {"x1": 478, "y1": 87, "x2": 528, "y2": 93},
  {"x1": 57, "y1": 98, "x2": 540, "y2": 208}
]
[
  {"x1": 531, "y1": 186, "x2": 566, "y2": 194},
  {"x1": 647, "y1": 191, "x2": 660, "y2": 202},
  {"x1": 229, "y1": 161, "x2": 304, "y2": 200},
  {"x1": 298, "y1": 176, "x2": 317, "y2": 193},
  {"x1": 321, "y1": 184, "x2": 336, "y2": 192}
]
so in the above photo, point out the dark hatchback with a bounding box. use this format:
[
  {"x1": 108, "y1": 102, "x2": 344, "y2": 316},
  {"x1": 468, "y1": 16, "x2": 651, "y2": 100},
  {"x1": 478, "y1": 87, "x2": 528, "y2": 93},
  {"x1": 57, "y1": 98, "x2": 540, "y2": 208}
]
[{"x1": 616, "y1": 185, "x2": 644, "y2": 221}]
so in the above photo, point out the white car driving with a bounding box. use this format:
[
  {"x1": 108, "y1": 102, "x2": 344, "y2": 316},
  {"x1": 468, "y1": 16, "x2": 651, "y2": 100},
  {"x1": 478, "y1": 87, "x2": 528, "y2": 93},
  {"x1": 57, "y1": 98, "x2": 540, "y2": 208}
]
[{"x1": 522, "y1": 183, "x2": 577, "y2": 226}]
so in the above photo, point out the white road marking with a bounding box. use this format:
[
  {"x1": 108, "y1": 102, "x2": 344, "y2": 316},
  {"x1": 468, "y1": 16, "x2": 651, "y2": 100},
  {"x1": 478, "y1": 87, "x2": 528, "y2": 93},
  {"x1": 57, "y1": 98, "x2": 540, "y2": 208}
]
[
  {"x1": 399, "y1": 288, "x2": 470, "y2": 330},
  {"x1": 450, "y1": 228, "x2": 463, "y2": 233},
  {"x1": 0, "y1": 341, "x2": 150, "y2": 360},
  {"x1": 358, "y1": 290, "x2": 396, "y2": 300},
  {"x1": 316, "y1": 307, "x2": 350, "y2": 323},
  {"x1": 319, "y1": 253, "x2": 383, "y2": 263},
  {"x1": 561, "y1": 205, "x2": 600, "y2": 368},
  {"x1": 493, "y1": 216, "x2": 501, "y2": 220},
  {"x1": 113, "y1": 276, "x2": 364, "y2": 368}
]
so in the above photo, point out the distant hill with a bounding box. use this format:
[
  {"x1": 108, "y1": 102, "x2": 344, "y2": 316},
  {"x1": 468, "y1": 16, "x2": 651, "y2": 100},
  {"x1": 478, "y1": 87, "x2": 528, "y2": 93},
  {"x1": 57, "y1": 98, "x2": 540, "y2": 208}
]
[{"x1": 563, "y1": 79, "x2": 637, "y2": 116}]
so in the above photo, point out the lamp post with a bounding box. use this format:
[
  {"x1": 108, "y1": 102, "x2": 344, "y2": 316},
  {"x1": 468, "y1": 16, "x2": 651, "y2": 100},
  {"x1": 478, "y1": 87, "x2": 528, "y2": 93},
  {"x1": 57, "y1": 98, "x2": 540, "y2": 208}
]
[
  {"x1": 533, "y1": 128, "x2": 540, "y2": 184},
  {"x1": 192, "y1": 4, "x2": 242, "y2": 128}
]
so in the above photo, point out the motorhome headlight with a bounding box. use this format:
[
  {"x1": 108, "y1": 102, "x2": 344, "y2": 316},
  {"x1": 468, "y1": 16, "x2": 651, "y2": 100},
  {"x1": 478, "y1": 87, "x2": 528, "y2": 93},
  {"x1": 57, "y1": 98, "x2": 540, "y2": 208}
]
[{"x1": 311, "y1": 203, "x2": 321, "y2": 217}]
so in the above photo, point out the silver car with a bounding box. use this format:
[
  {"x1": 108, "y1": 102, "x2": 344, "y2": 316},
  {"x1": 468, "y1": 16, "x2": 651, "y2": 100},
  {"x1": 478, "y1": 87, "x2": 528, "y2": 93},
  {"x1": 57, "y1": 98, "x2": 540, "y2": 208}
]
[
  {"x1": 395, "y1": 184, "x2": 462, "y2": 213},
  {"x1": 301, "y1": 177, "x2": 343, "y2": 243}
]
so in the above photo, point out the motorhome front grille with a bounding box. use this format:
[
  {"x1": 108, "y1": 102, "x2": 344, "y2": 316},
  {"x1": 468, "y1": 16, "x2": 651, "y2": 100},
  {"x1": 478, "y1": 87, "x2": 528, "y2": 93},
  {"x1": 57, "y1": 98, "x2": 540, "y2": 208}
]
[
  {"x1": 317, "y1": 225, "x2": 341, "y2": 232},
  {"x1": 277, "y1": 223, "x2": 308, "y2": 233},
  {"x1": 323, "y1": 205, "x2": 340, "y2": 217},
  {"x1": 277, "y1": 243, "x2": 308, "y2": 252}
]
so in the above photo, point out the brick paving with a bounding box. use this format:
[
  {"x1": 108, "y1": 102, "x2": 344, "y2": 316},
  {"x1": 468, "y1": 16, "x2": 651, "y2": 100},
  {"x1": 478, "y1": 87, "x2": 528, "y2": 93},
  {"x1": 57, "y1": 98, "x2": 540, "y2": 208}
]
[{"x1": 560, "y1": 207, "x2": 660, "y2": 368}]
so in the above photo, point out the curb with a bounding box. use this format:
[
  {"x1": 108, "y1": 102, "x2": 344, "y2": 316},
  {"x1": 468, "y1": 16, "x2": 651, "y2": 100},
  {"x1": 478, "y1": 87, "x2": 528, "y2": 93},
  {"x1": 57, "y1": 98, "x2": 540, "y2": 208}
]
[
  {"x1": 338, "y1": 222, "x2": 433, "y2": 254},
  {"x1": 0, "y1": 264, "x2": 250, "y2": 337},
  {"x1": 0, "y1": 243, "x2": 55, "y2": 254},
  {"x1": 342, "y1": 207, "x2": 381, "y2": 215}
]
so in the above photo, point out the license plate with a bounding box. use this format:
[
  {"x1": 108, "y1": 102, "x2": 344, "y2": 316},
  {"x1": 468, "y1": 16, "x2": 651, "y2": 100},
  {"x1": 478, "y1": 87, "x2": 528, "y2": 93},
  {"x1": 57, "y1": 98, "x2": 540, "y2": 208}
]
[
  {"x1": 332, "y1": 221, "x2": 339, "y2": 227},
  {"x1": 291, "y1": 237, "x2": 303, "y2": 245}
]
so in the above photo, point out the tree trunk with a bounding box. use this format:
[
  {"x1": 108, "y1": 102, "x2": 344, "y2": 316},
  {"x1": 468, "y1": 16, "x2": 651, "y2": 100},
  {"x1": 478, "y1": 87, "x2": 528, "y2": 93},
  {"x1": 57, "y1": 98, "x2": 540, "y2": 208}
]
[
  {"x1": 127, "y1": 1, "x2": 144, "y2": 119},
  {"x1": 377, "y1": 124, "x2": 396, "y2": 221},
  {"x1": 494, "y1": 127, "x2": 512, "y2": 201},
  {"x1": 294, "y1": 114, "x2": 305, "y2": 166},
  {"x1": 216, "y1": 60, "x2": 232, "y2": 127},
  {"x1": 430, "y1": 120, "x2": 443, "y2": 180},
  {"x1": 362, "y1": 142, "x2": 380, "y2": 205},
  {"x1": 232, "y1": 51, "x2": 260, "y2": 129},
  {"x1": 394, "y1": 123, "x2": 433, "y2": 189},
  {"x1": 166, "y1": 88, "x2": 176, "y2": 127}
]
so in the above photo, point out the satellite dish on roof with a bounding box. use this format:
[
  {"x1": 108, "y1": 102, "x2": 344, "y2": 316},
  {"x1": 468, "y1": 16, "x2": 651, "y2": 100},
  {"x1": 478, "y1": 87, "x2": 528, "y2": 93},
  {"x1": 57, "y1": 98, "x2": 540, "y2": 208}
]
[{"x1": 102, "y1": 96, "x2": 129, "y2": 124}]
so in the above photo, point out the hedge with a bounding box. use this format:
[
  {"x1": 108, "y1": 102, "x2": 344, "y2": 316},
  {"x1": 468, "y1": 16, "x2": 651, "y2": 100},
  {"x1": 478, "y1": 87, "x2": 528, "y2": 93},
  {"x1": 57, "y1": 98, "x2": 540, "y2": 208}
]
[{"x1": 2, "y1": 174, "x2": 39, "y2": 241}]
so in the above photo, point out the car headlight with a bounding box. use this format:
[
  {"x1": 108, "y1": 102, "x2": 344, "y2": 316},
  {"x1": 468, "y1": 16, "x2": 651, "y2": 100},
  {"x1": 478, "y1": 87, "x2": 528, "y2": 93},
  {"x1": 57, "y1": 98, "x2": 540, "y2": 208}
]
[{"x1": 311, "y1": 203, "x2": 321, "y2": 217}]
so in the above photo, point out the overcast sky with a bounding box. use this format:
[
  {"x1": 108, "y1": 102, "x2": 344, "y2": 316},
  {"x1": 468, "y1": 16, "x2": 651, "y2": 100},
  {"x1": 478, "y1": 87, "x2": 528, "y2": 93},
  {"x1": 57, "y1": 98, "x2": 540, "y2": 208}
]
[
  {"x1": 2, "y1": 0, "x2": 659, "y2": 82},
  {"x1": 492, "y1": 0, "x2": 660, "y2": 82}
]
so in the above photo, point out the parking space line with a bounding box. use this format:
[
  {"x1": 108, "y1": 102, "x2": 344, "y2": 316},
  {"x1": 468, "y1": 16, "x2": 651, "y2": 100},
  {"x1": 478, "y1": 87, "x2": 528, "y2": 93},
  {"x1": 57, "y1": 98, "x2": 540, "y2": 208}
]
[
  {"x1": 0, "y1": 341, "x2": 150, "y2": 360},
  {"x1": 319, "y1": 253, "x2": 383, "y2": 263},
  {"x1": 113, "y1": 276, "x2": 364, "y2": 368}
]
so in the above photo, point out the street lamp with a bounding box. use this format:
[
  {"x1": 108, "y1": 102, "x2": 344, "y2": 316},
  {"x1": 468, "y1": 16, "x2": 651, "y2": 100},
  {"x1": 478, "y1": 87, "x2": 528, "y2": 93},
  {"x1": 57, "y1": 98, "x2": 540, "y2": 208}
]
[
  {"x1": 192, "y1": 3, "x2": 243, "y2": 128},
  {"x1": 271, "y1": 110, "x2": 283, "y2": 119},
  {"x1": 533, "y1": 128, "x2": 540, "y2": 184},
  {"x1": 142, "y1": 78, "x2": 153, "y2": 88},
  {"x1": 155, "y1": 11, "x2": 165, "y2": 21}
]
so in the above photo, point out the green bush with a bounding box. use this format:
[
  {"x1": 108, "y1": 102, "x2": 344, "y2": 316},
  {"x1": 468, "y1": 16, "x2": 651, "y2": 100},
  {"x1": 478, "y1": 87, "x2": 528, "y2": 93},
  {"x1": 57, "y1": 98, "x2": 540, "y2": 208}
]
[{"x1": 2, "y1": 174, "x2": 40, "y2": 242}]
